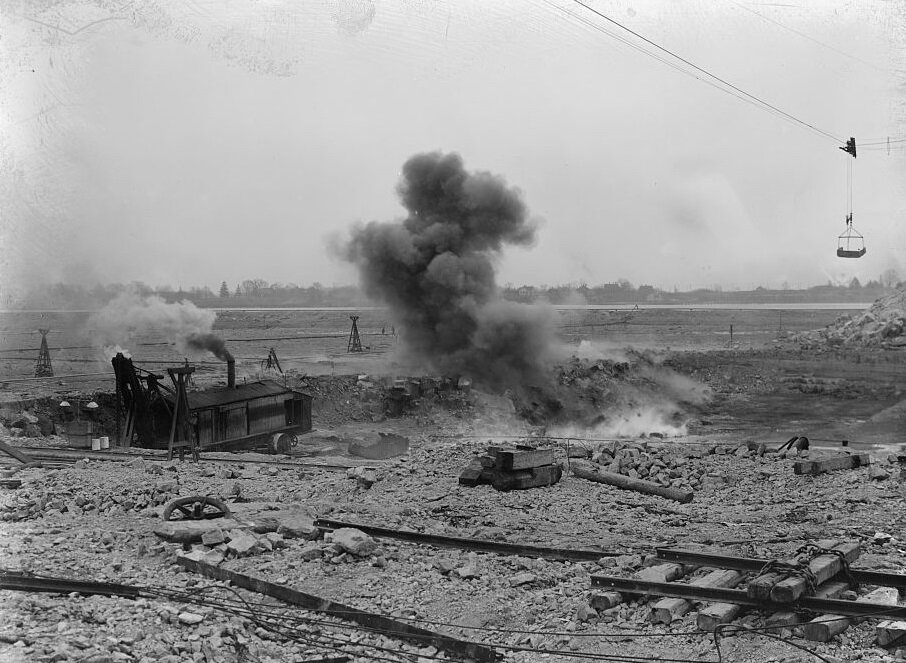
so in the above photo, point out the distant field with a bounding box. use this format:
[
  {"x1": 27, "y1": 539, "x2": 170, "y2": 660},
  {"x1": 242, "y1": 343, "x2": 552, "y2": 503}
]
[{"x1": 0, "y1": 305, "x2": 864, "y2": 389}]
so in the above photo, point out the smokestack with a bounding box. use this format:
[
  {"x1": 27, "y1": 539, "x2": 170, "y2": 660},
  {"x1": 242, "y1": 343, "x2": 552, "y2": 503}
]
[{"x1": 227, "y1": 358, "x2": 235, "y2": 389}]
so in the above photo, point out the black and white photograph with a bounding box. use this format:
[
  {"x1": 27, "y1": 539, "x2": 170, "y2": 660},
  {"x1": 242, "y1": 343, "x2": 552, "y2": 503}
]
[{"x1": 1, "y1": 1, "x2": 905, "y2": 661}]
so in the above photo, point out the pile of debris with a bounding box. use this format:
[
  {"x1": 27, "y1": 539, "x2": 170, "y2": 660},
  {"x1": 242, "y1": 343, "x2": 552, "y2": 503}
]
[
  {"x1": 458, "y1": 445, "x2": 563, "y2": 491},
  {"x1": 792, "y1": 284, "x2": 906, "y2": 348}
]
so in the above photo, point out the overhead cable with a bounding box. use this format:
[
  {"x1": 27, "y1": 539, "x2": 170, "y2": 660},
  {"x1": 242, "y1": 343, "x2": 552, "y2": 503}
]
[{"x1": 546, "y1": 0, "x2": 846, "y2": 144}]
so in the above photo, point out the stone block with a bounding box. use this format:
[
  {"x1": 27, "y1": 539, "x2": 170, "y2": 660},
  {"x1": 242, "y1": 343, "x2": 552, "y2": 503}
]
[{"x1": 348, "y1": 433, "x2": 410, "y2": 460}]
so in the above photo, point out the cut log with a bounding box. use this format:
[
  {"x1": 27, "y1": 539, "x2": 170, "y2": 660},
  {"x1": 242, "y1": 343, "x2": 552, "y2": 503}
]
[
  {"x1": 651, "y1": 569, "x2": 742, "y2": 625},
  {"x1": 491, "y1": 464, "x2": 562, "y2": 491},
  {"x1": 804, "y1": 586, "x2": 900, "y2": 643},
  {"x1": 572, "y1": 461, "x2": 694, "y2": 503},
  {"x1": 495, "y1": 449, "x2": 555, "y2": 472},
  {"x1": 793, "y1": 453, "x2": 871, "y2": 476},
  {"x1": 589, "y1": 591, "x2": 623, "y2": 611},
  {"x1": 770, "y1": 542, "x2": 860, "y2": 603},
  {"x1": 0, "y1": 479, "x2": 22, "y2": 489}
]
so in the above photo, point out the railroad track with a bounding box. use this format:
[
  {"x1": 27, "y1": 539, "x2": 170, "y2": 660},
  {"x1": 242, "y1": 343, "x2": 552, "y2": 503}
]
[{"x1": 1, "y1": 445, "x2": 354, "y2": 471}]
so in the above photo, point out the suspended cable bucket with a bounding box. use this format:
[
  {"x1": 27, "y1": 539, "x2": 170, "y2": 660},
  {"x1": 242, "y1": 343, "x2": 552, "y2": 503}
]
[
  {"x1": 836, "y1": 137, "x2": 865, "y2": 258},
  {"x1": 837, "y1": 214, "x2": 866, "y2": 258}
]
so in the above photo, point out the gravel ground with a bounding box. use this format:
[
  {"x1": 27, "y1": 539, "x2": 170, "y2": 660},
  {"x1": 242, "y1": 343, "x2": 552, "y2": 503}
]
[{"x1": 2, "y1": 425, "x2": 905, "y2": 663}]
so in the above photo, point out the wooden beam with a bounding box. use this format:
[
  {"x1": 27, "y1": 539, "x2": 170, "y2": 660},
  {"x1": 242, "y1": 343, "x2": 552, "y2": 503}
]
[
  {"x1": 793, "y1": 453, "x2": 871, "y2": 476},
  {"x1": 495, "y1": 448, "x2": 555, "y2": 471},
  {"x1": 0, "y1": 440, "x2": 37, "y2": 465},
  {"x1": 178, "y1": 556, "x2": 501, "y2": 662},
  {"x1": 572, "y1": 460, "x2": 694, "y2": 503}
]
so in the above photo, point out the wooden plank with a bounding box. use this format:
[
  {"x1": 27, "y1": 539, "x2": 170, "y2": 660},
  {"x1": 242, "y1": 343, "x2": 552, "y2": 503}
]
[
  {"x1": 572, "y1": 460, "x2": 694, "y2": 503},
  {"x1": 0, "y1": 440, "x2": 36, "y2": 465},
  {"x1": 0, "y1": 479, "x2": 22, "y2": 489},
  {"x1": 655, "y1": 547, "x2": 906, "y2": 589},
  {"x1": 178, "y1": 556, "x2": 501, "y2": 662},
  {"x1": 495, "y1": 449, "x2": 555, "y2": 471},
  {"x1": 793, "y1": 453, "x2": 871, "y2": 476},
  {"x1": 651, "y1": 569, "x2": 741, "y2": 625},
  {"x1": 770, "y1": 542, "x2": 860, "y2": 603},
  {"x1": 590, "y1": 575, "x2": 906, "y2": 620}
]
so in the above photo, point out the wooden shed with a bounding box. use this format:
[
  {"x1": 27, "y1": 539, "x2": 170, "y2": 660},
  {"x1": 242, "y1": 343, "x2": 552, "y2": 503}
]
[{"x1": 159, "y1": 379, "x2": 311, "y2": 452}]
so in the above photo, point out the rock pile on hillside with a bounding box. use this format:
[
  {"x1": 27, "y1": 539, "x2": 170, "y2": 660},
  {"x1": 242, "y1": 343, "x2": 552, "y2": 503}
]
[{"x1": 793, "y1": 285, "x2": 906, "y2": 348}]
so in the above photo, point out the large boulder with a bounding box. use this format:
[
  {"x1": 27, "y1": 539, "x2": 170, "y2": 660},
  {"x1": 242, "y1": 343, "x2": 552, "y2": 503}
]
[
  {"x1": 347, "y1": 432, "x2": 409, "y2": 460},
  {"x1": 330, "y1": 528, "x2": 377, "y2": 557}
]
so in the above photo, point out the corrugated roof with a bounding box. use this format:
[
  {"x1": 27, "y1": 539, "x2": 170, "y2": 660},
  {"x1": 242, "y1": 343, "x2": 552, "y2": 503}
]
[{"x1": 163, "y1": 379, "x2": 308, "y2": 410}]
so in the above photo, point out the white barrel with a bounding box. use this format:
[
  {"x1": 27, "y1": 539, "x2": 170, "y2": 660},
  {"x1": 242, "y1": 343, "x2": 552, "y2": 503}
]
[
  {"x1": 91, "y1": 438, "x2": 101, "y2": 451},
  {"x1": 100, "y1": 436, "x2": 110, "y2": 449}
]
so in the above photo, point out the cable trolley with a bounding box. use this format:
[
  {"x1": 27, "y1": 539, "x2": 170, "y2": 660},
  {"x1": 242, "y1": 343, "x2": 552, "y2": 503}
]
[{"x1": 836, "y1": 137, "x2": 866, "y2": 258}]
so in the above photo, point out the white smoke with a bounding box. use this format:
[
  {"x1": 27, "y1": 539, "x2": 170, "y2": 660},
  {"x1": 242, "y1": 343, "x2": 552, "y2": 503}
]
[{"x1": 88, "y1": 292, "x2": 217, "y2": 358}]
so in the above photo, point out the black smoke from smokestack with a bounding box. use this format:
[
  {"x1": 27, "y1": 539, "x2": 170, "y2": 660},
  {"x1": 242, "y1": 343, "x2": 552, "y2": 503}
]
[
  {"x1": 185, "y1": 333, "x2": 234, "y2": 362},
  {"x1": 340, "y1": 151, "x2": 556, "y2": 391}
]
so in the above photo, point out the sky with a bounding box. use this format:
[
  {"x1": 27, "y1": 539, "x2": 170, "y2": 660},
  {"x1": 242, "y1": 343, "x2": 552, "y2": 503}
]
[{"x1": 1, "y1": 0, "x2": 905, "y2": 297}]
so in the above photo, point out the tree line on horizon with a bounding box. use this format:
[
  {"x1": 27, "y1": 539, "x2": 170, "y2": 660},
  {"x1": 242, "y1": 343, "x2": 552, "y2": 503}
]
[{"x1": 6, "y1": 269, "x2": 902, "y2": 309}]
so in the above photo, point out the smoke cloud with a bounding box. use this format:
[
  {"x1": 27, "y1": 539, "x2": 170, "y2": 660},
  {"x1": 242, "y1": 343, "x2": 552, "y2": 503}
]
[
  {"x1": 89, "y1": 291, "x2": 231, "y2": 360},
  {"x1": 185, "y1": 332, "x2": 234, "y2": 362},
  {"x1": 340, "y1": 151, "x2": 556, "y2": 390}
]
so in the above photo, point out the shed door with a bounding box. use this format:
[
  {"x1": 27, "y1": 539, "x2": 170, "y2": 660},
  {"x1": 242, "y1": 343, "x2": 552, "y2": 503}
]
[
  {"x1": 285, "y1": 397, "x2": 302, "y2": 426},
  {"x1": 197, "y1": 410, "x2": 214, "y2": 446},
  {"x1": 217, "y1": 404, "x2": 248, "y2": 442}
]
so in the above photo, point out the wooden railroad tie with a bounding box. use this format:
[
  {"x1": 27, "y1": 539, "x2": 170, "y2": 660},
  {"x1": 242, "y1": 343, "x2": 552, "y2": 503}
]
[
  {"x1": 458, "y1": 446, "x2": 562, "y2": 491},
  {"x1": 591, "y1": 542, "x2": 906, "y2": 646},
  {"x1": 793, "y1": 453, "x2": 871, "y2": 476}
]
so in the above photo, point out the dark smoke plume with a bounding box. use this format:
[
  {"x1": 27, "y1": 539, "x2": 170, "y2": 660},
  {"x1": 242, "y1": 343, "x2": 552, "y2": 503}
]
[
  {"x1": 340, "y1": 151, "x2": 556, "y2": 390},
  {"x1": 185, "y1": 333, "x2": 234, "y2": 362}
]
